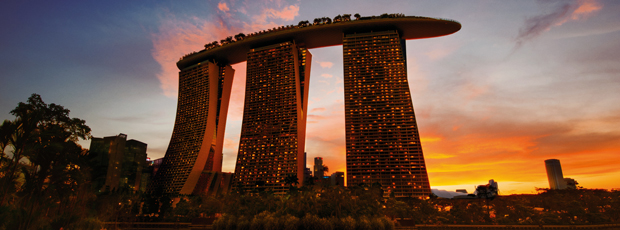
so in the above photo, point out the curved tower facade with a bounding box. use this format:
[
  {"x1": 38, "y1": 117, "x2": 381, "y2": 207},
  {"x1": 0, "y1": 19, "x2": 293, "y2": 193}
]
[{"x1": 148, "y1": 61, "x2": 234, "y2": 194}]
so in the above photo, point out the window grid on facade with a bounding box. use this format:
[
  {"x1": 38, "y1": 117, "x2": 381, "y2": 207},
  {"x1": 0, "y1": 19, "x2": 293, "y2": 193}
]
[
  {"x1": 343, "y1": 30, "x2": 431, "y2": 199},
  {"x1": 148, "y1": 62, "x2": 231, "y2": 194},
  {"x1": 234, "y1": 41, "x2": 309, "y2": 194}
]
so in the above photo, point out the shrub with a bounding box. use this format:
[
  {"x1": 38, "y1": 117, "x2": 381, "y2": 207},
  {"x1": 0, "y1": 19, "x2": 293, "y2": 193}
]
[
  {"x1": 226, "y1": 215, "x2": 238, "y2": 230},
  {"x1": 318, "y1": 217, "x2": 333, "y2": 230},
  {"x1": 280, "y1": 214, "x2": 299, "y2": 230},
  {"x1": 380, "y1": 217, "x2": 395, "y2": 230},
  {"x1": 238, "y1": 216, "x2": 251, "y2": 230},
  {"x1": 300, "y1": 214, "x2": 334, "y2": 230},
  {"x1": 340, "y1": 216, "x2": 356, "y2": 230},
  {"x1": 250, "y1": 211, "x2": 275, "y2": 230},
  {"x1": 370, "y1": 218, "x2": 384, "y2": 230},
  {"x1": 300, "y1": 214, "x2": 321, "y2": 230},
  {"x1": 213, "y1": 215, "x2": 230, "y2": 230},
  {"x1": 355, "y1": 217, "x2": 372, "y2": 230},
  {"x1": 329, "y1": 217, "x2": 343, "y2": 230}
]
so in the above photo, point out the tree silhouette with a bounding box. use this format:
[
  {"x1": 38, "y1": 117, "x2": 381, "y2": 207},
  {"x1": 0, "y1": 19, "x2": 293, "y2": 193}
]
[{"x1": 0, "y1": 93, "x2": 92, "y2": 229}]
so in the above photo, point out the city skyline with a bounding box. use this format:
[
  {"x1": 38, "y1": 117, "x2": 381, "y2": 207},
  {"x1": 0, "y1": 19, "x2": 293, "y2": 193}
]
[{"x1": 2, "y1": 0, "x2": 620, "y2": 194}]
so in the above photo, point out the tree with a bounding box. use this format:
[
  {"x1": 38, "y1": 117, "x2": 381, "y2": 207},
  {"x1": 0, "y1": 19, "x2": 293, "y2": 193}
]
[
  {"x1": 342, "y1": 14, "x2": 351, "y2": 21},
  {"x1": 234, "y1": 33, "x2": 245, "y2": 41},
  {"x1": 354, "y1": 13, "x2": 361, "y2": 20},
  {"x1": 0, "y1": 94, "x2": 93, "y2": 229},
  {"x1": 322, "y1": 164, "x2": 329, "y2": 174},
  {"x1": 333, "y1": 15, "x2": 342, "y2": 23},
  {"x1": 284, "y1": 174, "x2": 299, "y2": 192}
]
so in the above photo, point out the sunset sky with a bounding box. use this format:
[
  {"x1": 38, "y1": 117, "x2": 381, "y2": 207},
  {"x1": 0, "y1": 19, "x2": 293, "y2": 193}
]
[{"x1": 1, "y1": 0, "x2": 619, "y2": 194}]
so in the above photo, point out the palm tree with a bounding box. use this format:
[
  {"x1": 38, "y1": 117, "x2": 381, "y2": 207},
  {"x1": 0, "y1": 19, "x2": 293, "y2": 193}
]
[{"x1": 284, "y1": 174, "x2": 299, "y2": 193}]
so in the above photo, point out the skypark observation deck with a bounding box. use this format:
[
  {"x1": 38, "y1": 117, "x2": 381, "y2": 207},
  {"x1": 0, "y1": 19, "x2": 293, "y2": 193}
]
[{"x1": 177, "y1": 16, "x2": 461, "y2": 69}]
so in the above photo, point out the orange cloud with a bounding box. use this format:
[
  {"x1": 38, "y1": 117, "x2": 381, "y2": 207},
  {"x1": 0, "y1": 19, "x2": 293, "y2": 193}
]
[
  {"x1": 572, "y1": 0, "x2": 602, "y2": 20},
  {"x1": 265, "y1": 5, "x2": 299, "y2": 21},
  {"x1": 311, "y1": 107, "x2": 326, "y2": 113},
  {"x1": 151, "y1": 14, "x2": 237, "y2": 97},
  {"x1": 218, "y1": 2, "x2": 230, "y2": 12},
  {"x1": 317, "y1": 61, "x2": 334, "y2": 68},
  {"x1": 152, "y1": 2, "x2": 300, "y2": 97},
  {"x1": 321, "y1": 73, "x2": 333, "y2": 78}
]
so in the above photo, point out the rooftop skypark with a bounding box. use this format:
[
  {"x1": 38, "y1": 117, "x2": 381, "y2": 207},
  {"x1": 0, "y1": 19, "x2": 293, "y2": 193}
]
[{"x1": 177, "y1": 14, "x2": 461, "y2": 69}]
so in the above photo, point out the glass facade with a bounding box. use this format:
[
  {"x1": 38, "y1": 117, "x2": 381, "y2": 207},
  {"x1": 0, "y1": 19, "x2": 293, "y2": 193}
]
[
  {"x1": 148, "y1": 61, "x2": 234, "y2": 194},
  {"x1": 235, "y1": 41, "x2": 311, "y2": 194},
  {"x1": 343, "y1": 30, "x2": 431, "y2": 198}
]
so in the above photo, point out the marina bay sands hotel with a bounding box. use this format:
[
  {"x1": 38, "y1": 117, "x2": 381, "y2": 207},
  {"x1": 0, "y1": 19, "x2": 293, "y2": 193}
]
[{"x1": 148, "y1": 15, "x2": 460, "y2": 198}]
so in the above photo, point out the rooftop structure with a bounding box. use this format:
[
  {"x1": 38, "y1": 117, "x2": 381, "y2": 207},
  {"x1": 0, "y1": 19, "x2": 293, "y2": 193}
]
[{"x1": 178, "y1": 16, "x2": 460, "y2": 68}]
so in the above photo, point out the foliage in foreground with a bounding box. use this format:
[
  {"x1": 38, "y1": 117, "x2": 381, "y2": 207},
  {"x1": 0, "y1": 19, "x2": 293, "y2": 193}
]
[
  {"x1": 0, "y1": 94, "x2": 95, "y2": 230},
  {"x1": 212, "y1": 212, "x2": 394, "y2": 230},
  {"x1": 2, "y1": 94, "x2": 620, "y2": 229}
]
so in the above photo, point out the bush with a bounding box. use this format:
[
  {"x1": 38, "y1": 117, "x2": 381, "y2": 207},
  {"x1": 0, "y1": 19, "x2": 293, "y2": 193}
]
[
  {"x1": 340, "y1": 216, "x2": 356, "y2": 230},
  {"x1": 280, "y1": 214, "x2": 299, "y2": 230},
  {"x1": 250, "y1": 211, "x2": 275, "y2": 230},
  {"x1": 238, "y1": 216, "x2": 251, "y2": 230},
  {"x1": 300, "y1": 214, "x2": 333, "y2": 230},
  {"x1": 226, "y1": 215, "x2": 238, "y2": 230},
  {"x1": 380, "y1": 217, "x2": 395, "y2": 230},
  {"x1": 66, "y1": 217, "x2": 102, "y2": 230},
  {"x1": 318, "y1": 217, "x2": 333, "y2": 230},
  {"x1": 212, "y1": 215, "x2": 230, "y2": 230},
  {"x1": 370, "y1": 218, "x2": 384, "y2": 230},
  {"x1": 300, "y1": 214, "x2": 321, "y2": 230},
  {"x1": 355, "y1": 217, "x2": 372, "y2": 230}
]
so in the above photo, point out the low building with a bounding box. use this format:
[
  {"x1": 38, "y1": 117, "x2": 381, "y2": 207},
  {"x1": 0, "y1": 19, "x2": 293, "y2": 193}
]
[
  {"x1": 330, "y1": 172, "x2": 345, "y2": 187},
  {"x1": 88, "y1": 133, "x2": 148, "y2": 192}
]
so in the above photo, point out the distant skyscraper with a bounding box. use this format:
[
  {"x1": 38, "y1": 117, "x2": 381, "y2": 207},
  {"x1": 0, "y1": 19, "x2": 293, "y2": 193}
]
[
  {"x1": 545, "y1": 159, "x2": 567, "y2": 189},
  {"x1": 234, "y1": 41, "x2": 311, "y2": 193},
  {"x1": 148, "y1": 61, "x2": 234, "y2": 194},
  {"x1": 88, "y1": 133, "x2": 148, "y2": 192},
  {"x1": 314, "y1": 157, "x2": 324, "y2": 177},
  {"x1": 343, "y1": 30, "x2": 431, "y2": 198}
]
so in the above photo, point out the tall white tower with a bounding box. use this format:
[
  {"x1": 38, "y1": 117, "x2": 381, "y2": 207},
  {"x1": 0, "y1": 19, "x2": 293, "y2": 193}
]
[{"x1": 545, "y1": 159, "x2": 567, "y2": 189}]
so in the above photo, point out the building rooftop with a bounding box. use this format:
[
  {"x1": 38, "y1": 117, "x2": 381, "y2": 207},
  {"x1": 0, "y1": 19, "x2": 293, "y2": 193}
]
[{"x1": 177, "y1": 15, "x2": 461, "y2": 69}]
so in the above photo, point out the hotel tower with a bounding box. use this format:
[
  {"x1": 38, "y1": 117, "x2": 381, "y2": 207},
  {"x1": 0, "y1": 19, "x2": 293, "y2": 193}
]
[
  {"x1": 148, "y1": 15, "x2": 460, "y2": 197},
  {"x1": 343, "y1": 30, "x2": 430, "y2": 198},
  {"x1": 148, "y1": 61, "x2": 234, "y2": 194},
  {"x1": 234, "y1": 41, "x2": 311, "y2": 193}
]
